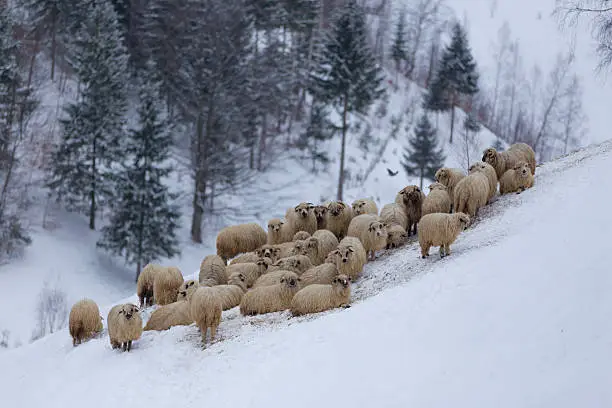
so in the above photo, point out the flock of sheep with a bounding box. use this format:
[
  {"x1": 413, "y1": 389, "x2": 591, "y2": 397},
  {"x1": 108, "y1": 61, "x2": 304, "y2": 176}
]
[{"x1": 67, "y1": 142, "x2": 537, "y2": 351}]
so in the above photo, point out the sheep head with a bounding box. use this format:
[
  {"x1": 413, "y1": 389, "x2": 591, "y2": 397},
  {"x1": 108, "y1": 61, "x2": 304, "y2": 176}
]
[
  {"x1": 292, "y1": 241, "x2": 308, "y2": 256},
  {"x1": 327, "y1": 201, "x2": 347, "y2": 217},
  {"x1": 455, "y1": 212, "x2": 470, "y2": 230},
  {"x1": 228, "y1": 273, "x2": 248, "y2": 291},
  {"x1": 313, "y1": 205, "x2": 327, "y2": 222},
  {"x1": 399, "y1": 185, "x2": 423, "y2": 204},
  {"x1": 280, "y1": 272, "x2": 300, "y2": 288},
  {"x1": 333, "y1": 274, "x2": 351, "y2": 289},
  {"x1": 368, "y1": 221, "x2": 387, "y2": 238},
  {"x1": 257, "y1": 246, "x2": 276, "y2": 259},
  {"x1": 294, "y1": 202, "x2": 314, "y2": 218},
  {"x1": 268, "y1": 219, "x2": 284, "y2": 232},
  {"x1": 428, "y1": 182, "x2": 447, "y2": 192},
  {"x1": 118, "y1": 304, "x2": 139, "y2": 320},
  {"x1": 386, "y1": 227, "x2": 408, "y2": 249},
  {"x1": 513, "y1": 161, "x2": 530, "y2": 178},
  {"x1": 178, "y1": 280, "x2": 199, "y2": 301},
  {"x1": 352, "y1": 200, "x2": 366, "y2": 215},
  {"x1": 256, "y1": 257, "x2": 271, "y2": 270},
  {"x1": 482, "y1": 148, "x2": 498, "y2": 166}
]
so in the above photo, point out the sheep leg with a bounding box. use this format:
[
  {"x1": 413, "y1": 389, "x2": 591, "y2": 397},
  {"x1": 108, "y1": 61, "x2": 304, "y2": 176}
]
[
  {"x1": 201, "y1": 327, "x2": 208, "y2": 344},
  {"x1": 421, "y1": 244, "x2": 430, "y2": 258},
  {"x1": 445, "y1": 244, "x2": 451, "y2": 256},
  {"x1": 210, "y1": 325, "x2": 217, "y2": 342},
  {"x1": 127, "y1": 340, "x2": 132, "y2": 352},
  {"x1": 122, "y1": 342, "x2": 127, "y2": 352},
  {"x1": 341, "y1": 304, "x2": 351, "y2": 309}
]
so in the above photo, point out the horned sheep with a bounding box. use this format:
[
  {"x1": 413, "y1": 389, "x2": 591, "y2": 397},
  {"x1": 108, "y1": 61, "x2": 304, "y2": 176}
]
[
  {"x1": 352, "y1": 198, "x2": 378, "y2": 216},
  {"x1": 482, "y1": 142, "x2": 536, "y2": 179},
  {"x1": 153, "y1": 266, "x2": 184, "y2": 306},
  {"x1": 417, "y1": 212, "x2": 470, "y2": 259},
  {"x1": 453, "y1": 172, "x2": 489, "y2": 218},
  {"x1": 239, "y1": 271, "x2": 301, "y2": 316},
  {"x1": 199, "y1": 254, "x2": 227, "y2": 286},
  {"x1": 325, "y1": 201, "x2": 354, "y2": 239},
  {"x1": 421, "y1": 182, "x2": 452, "y2": 216},
  {"x1": 216, "y1": 223, "x2": 267, "y2": 263},
  {"x1": 499, "y1": 161, "x2": 535, "y2": 195},
  {"x1": 290, "y1": 274, "x2": 351, "y2": 316},
  {"x1": 69, "y1": 298, "x2": 103, "y2": 346},
  {"x1": 285, "y1": 202, "x2": 318, "y2": 236},
  {"x1": 347, "y1": 214, "x2": 388, "y2": 262},
  {"x1": 395, "y1": 185, "x2": 426, "y2": 236},
  {"x1": 108, "y1": 303, "x2": 142, "y2": 352},
  {"x1": 468, "y1": 161, "x2": 498, "y2": 203}
]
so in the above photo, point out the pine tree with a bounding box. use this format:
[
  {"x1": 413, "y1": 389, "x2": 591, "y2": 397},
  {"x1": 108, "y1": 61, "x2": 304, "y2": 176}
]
[
  {"x1": 46, "y1": 0, "x2": 129, "y2": 230},
  {"x1": 390, "y1": 6, "x2": 408, "y2": 77},
  {"x1": 401, "y1": 113, "x2": 445, "y2": 190},
  {"x1": 311, "y1": 0, "x2": 385, "y2": 201},
  {"x1": 97, "y1": 64, "x2": 181, "y2": 280},
  {"x1": 297, "y1": 101, "x2": 334, "y2": 173},
  {"x1": 431, "y1": 22, "x2": 479, "y2": 144}
]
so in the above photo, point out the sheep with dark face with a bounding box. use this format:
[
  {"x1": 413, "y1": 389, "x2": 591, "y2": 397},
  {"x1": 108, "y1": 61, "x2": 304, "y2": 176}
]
[
  {"x1": 108, "y1": 303, "x2": 142, "y2": 352},
  {"x1": 325, "y1": 201, "x2": 354, "y2": 239},
  {"x1": 395, "y1": 185, "x2": 426, "y2": 236},
  {"x1": 313, "y1": 205, "x2": 328, "y2": 230},
  {"x1": 285, "y1": 202, "x2": 318, "y2": 236}
]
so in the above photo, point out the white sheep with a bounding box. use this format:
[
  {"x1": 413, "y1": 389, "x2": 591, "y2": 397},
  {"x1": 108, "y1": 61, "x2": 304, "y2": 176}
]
[
  {"x1": 143, "y1": 280, "x2": 199, "y2": 331},
  {"x1": 225, "y1": 259, "x2": 269, "y2": 288},
  {"x1": 68, "y1": 298, "x2": 103, "y2": 346},
  {"x1": 293, "y1": 229, "x2": 339, "y2": 265},
  {"x1": 136, "y1": 263, "x2": 162, "y2": 308},
  {"x1": 255, "y1": 244, "x2": 282, "y2": 262},
  {"x1": 395, "y1": 185, "x2": 426, "y2": 236},
  {"x1": 417, "y1": 212, "x2": 470, "y2": 259},
  {"x1": 482, "y1": 142, "x2": 536, "y2": 179},
  {"x1": 290, "y1": 274, "x2": 351, "y2": 316},
  {"x1": 292, "y1": 231, "x2": 311, "y2": 241},
  {"x1": 468, "y1": 161, "x2": 498, "y2": 203},
  {"x1": 285, "y1": 202, "x2": 318, "y2": 236},
  {"x1": 239, "y1": 271, "x2": 301, "y2": 316},
  {"x1": 269, "y1": 242, "x2": 296, "y2": 260},
  {"x1": 499, "y1": 161, "x2": 535, "y2": 195},
  {"x1": 347, "y1": 214, "x2": 388, "y2": 261},
  {"x1": 313, "y1": 205, "x2": 328, "y2": 230},
  {"x1": 352, "y1": 198, "x2": 378, "y2": 216},
  {"x1": 267, "y1": 218, "x2": 293, "y2": 245},
  {"x1": 199, "y1": 254, "x2": 227, "y2": 286},
  {"x1": 299, "y1": 263, "x2": 339, "y2": 287},
  {"x1": 326, "y1": 236, "x2": 368, "y2": 280},
  {"x1": 386, "y1": 224, "x2": 408, "y2": 249},
  {"x1": 267, "y1": 254, "x2": 312, "y2": 275},
  {"x1": 422, "y1": 182, "x2": 451, "y2": 216},
  {"x1": 380, "y1": 203, "x2": 408, "y2": 230},
  {"x1": 325, "y1": 201, "x2": 354, "y2": 239},
  {"x1": 252, "y1": 269, "x2": 299, "y2": 288},
  {"x1": 229, "y1": 252, "x2": 260, "y2": 265},
  {"x1": 153, "y1": 266, "x2": 184, "y2": 306},
  {"x1": 208, "y1": 272, "x2": 248, "y2": 310},
  {"x1": 452, "y1": 172, "x2": 490, "y2": 218},
  {"x1": 216, "y1": 223, "x2": 267, "y2": 262},
  {"x1": 435, "y1": 167, "x2": 466, "y2": 211},
  {"x1": 108, "y1": 303, "x2": 142, "y2": 352},
  {"x1": 189, "y1": 286, "x2": 223, "y2": 346}
]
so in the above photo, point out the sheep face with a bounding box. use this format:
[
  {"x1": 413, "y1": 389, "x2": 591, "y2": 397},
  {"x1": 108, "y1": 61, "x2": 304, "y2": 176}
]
[
  {"x1": 386, "y1": 229, "x2": 408, "y2": 249},
  {"x1": 482, "y1": 148, "x2": 498, "y2": 166},
  {"x1": 435, "y1": 168, "x2": 447, "y2": 184},
  {"x1": 352, "y1": 200, "x2": 367, "y2": 215},
  {"x1": 514, "y1": 162, "x2": 530, "y2": 179},
  {"x1": 313, "y1": 206, "x2": 327, "y2": 222},
  {"x1": 428, "y1": 182, "x2": 447, "y2": 192},
  {"x1": 292, "y1": 240, "x2": 308, "y2": 256},
  {"x1": 294, "y1": 202, "x2": 315, "y2": 219},
  {"x1": 398, "y1": 185, "x2": 422, "y2": 205},
  {"x1": 257, "y1": 245, "x2": 277, "y2": 259},
  {"x1": 256, "y1": 257, "x2": 270, "y2": 271},
  {"x1": 368, "y1": 221, "x2": 387, "y2": 239},
  {"x1": 456, "y1": 212, "x2": 471, "y2": 230},
  {"x1": 118, "y1": 304, "x2": 139, "y2": 320},
  {"x1": 178, "y1": 280, "x2": 198, "y2": 300},
  {"x1": 268, "y1": 219, "x2": 284, "y2": 232},
  {"x1": 333, "y1": 275, "x2": 351, "y2": 289},
  {"x1": 327, "y1": 201, "x2": 347, "y2": 217},
  {"x1": 280, "y1": 274, "x2": 299, "y2": 288},
  {"x1": 336, "y1": 247, "x2": 354, "y2": 264}
]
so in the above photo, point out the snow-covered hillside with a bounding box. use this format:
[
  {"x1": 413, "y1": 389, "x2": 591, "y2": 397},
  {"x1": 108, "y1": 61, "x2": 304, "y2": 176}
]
[
  {"x1": 0, "y1": 69, "x2": 500, "y2": 346},
  {"x1": 1, "y1": 139, "x2": 610, "y2": 407}
]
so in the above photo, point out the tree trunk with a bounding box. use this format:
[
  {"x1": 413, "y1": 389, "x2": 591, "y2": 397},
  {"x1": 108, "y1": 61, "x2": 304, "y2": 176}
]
[
  {"x1": 419, "y1": 170, "x2": 423, "y2": 191},
  {"x1": 51, "y1": 11, "x2": 57, "y2": 81},
  {"x1": 190, "y1": 112, "x2": 206, "y2": 243},
  {"x1": 257, "y1": 114, "x2": 267, "y2": 171},
  {"x1": 89, "y1": 136, "x2": 97, "y2": 230},
  {"x1": 449, "y1": 104, "x2": 455, "y2": 144},
  {"x1": 135, "y1": 261, "x2": 141, "y2": 283},
  {"x1": 337, "y1": 93, "x2": 349, "y2": 201}
]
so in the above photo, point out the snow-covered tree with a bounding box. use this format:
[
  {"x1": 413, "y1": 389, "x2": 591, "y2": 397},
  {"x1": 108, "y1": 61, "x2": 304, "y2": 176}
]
[
  {"x1": 46, "y1": 0, "x2": 129, "y2": 230},
  {"x1": 401, "y1": 113, "x2": 445, "y2": 190}
]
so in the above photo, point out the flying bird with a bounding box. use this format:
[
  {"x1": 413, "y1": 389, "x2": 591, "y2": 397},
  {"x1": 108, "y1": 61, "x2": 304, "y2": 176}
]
[{"x1": 387, "y1": 168, "x2": 399, "y2": 177}]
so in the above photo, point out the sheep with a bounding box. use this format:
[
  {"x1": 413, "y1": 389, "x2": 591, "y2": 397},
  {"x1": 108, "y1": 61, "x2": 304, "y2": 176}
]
[
  {"x1": 199, "y1": 254, "x2": 227, "y2": 286},
  {"x1": 136, "y1": 263, "x2": 163, "y2": 308},
  {"x1": 380, "y1": 203, "x2": 408, "y2": 230},
  {"x1": 216, "y1": 223, "x2": 267, "y2": 262},
  {"x1": 239, "y1": 271, "x2": 301, "y2": 316},
  {"x1": 313, "y1": 205, "x2": 328, "y2": 230},
  {"x1": 300, "y1": 263, "x2": 339, "y2": 287},
  {"x1": 468, "y1": 161, "x2": 498, "y2": 203},
  {"x1": 395, "y1": 185, "x2": 426, "y2": 236},
  {"x1": 386, "y1": 224, "x2": 408, "y2": 249},
  {"x1": 269, "y1": 242, "x2": 296, "y2": 260},
  {"x1": 326, "y1": 236, "x2": 368, "y2": 280},
  {"x1": 453, "y1": 172, "x2": 490, "y2": 218},
  {"x1": 255, "y1": 244, "x2": 283, "y2": 262},
  {"x1": 422, "y1": 182, "x2": 452, "y2": 216},
  {"x1": 325, "y1": 201, "x2": 354, "y2": 239},
  {"x1": 417, "y1": 212, "x2": 470, "y2": 259},
  {"x1": 482, "y1": 142, "x2": 536, "y2": 179},
  {"x1": 267, "y1": 254, "x2": 312, "y2": 275},
  {"x1": 108, "y1": 303, "x2": 142, "y2": 352},
  {"x1": 499, "y1": 161, "x2": 535, "y2": 195},
  {"x1": 143, "y1": 280, "x2": 199, "y2": 331},
  {"x1": 293, "y1": 229, "x2": 339, "y2": 265},
  {"x1": 69, "y1": 298, "x2": 103, "y2": 346},
  {"x1": 208, "y1": 272, "x2": 248, "y2": 310},
  {"x1": 225, "y1": 259, "x2": 269, "y2": 288},
  {"x1": 290, "y1": 274, "x2": 351, "y2": 316},
  {"x1": 229, "y1": 252, "x2": 260, "y2": 265},
  {"x1": 285, "y1": 202, "x2": 318, "y2": 236},
  {"x1": 153, "y1": 266, "x2": 184, "y2": 306},
  {"x1": 352, "y1": 198, "x2": 378, "y2": 216},
  {"x1": 189, "y1": 286, "x2": 223, "y2": 346},
  {"x1": 293, "y1": 231, "x2": 311, "y2": 241},
  {"x1": 435, "y1": 167, "x2": 466, "y2": 210},
  {"x1": 347, "y1": 214, "x2": 388, "y2": 262},
  {"x1": 267, "y1": 218, "x2": 293, "y2": 245}
]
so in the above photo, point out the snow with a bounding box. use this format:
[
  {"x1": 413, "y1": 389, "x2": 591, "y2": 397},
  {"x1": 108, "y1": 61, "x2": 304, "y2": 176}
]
[{"x1": 1, "y1": 139, "x2": 611, "y2": 407}]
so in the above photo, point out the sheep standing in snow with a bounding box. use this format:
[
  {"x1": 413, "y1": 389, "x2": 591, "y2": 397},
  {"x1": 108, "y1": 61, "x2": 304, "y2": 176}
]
[
  {"x1": 108, "y1": 303, "x2": 142, "y2": 352},
  {"x1": 290, "y1": 274, "x2": 351, "y2": 316},
  {"x1": 326, "y1": 236, "x2": 367, "y2": 280},
  {"x1": 313, "y1": 205, "x2": 328, "y2": 230},
  {"x1": 199, "y1": 254, "x2": 227, "y2": 286},
  {"x1": 352, "y1": 198, "x2": 378, "y2": 216},
  {"x1": 189, "y1": 286, "x2": 223, "y2": 346},
  {"x1": 69, "y1": 298, "x2": 103, "y2": 346},
  {"x1": 153, "y1": 266, "x2": 184, "y2": 306},
  {"x1": 499, "y1": 161, "x2": 535, "y2": 195},
  {"x1": 285, "y1": 202, "x2": 318, "y2": 236},
  {"x1": 325, "y1": 201, "x2": 354, "y2": 239},
  {"x1": 299, "y1": 263, "x2": 339, "y2": 287},
  {"x1": 267, "y1": 254, "x2": 312, "y2": 275},
  {"x1": 482, "y1": 142, "x2": 536, "y2": 179},
  {"x1": 422, "y1": 182, "x2": 452, "y2": 216},
  {"x1": 144, "y1": 280, "x2": 199, "y2": 331},
  {"x1": 293, "y1": 229, "x2": 339, "y2": 265},
  {"x1": 386, "y1": 224, "x2": 408, "y2": 249},
  {"x1": 267, "y1": 218, "x2": 293, "y2": 245},
  {"x1": 468, "y1": 161, "x2": 498, "y2": 203},
  {"x1": 347, "y1": 214, "x2": 388, "y2": 261},
  {"x1": 137, "y1": 263, "x2": 163, "y2": 308},
  {"x1": 293, "y1": 231, "x2": 311, "y2": 241},
  {"x1": 380, "y1": 203, "x2": 408, "y2": 230},
  {"x1": 435, "y1": 167, "x2": 466, "y2": 210},
  {"x1": 225, "y1": 259, "x2": 269, "y2": 288},
  {"x1": 395, "y1": 185, "x2": 426, "y2": 236},
  {"x1": 452, "y1": 172, "x2": 489, "y2": 218},
  {"x1": 239, "y1": 271, "x2": 301, "y2": 316},
  {"x1": 216, "y1": 223, "x2": 267, "y2": 262},
  {"x1": 417, "y1": 212, "x2": 470, "y2": 259}
]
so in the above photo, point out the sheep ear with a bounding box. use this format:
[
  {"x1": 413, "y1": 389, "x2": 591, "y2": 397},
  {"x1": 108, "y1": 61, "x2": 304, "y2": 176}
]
[
  {"x1": 280, "y1": 277, "x2": 286, "y2": 283},
  {"x1": 297, "y1": 277, "x2": 302, "y2": 281},
  {"x1": 280, "y1": 220, "x2": 285, "y2": 225},
  {"x1": 347, "y1": 246, "x2": 354, "y2": 253}
]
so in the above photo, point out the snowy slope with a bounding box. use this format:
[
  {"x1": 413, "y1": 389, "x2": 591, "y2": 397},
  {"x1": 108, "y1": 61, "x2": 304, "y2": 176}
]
[{"x1": 1, "y1": 139, "x2": 610, "y2": 407}]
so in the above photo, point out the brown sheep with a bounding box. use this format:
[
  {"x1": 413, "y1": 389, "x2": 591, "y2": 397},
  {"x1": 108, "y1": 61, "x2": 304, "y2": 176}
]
[
  {"x1": 290, "y1": 275, "x2": 351, "y2": 316},
  {"x1": 482, "y1": 142, "x2": 536, "y2": 179},
  {"x1": 422, "y1": 182, "x2": 452, "y2": 216},
  {"x1": 499, "y1": 161, "x2": 535, "y2": 194},
  {"x1": 468, "y1": 161, "x2": 498, "y2": 203},
  {"x1": 418, "y1": 212, "x2": 470, "y2": 258},
  {"x1": 285, "y1": 202, "x2": 318, "y2": 236},
  {"x1": 69, "y1": 298, "x2": 103, "y2": 346},
  {"x1": 239, "y1": 271, "x2": 301, "y2": 316},
  {"x1": 395, "y1": 185, "x2": 426, "y2": 236},
  {"x1": 216, "y1": 223, "x2": 267, "y2": 263},
  {"x1": 347, "y1": 214, "x2": 388, "y2": 261},
  {"x1": 435, "y1": 167, "x2": 466, "y2": 211},
  {"x1": 313, "y1": 205, "x2": 328, "y2": 230},
  {"x1": 325, "y1": 201, "x2": 354, "y2": 239},
  {"x1": 453, "y1": 172, "x2": 489, "y2": 218}
]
